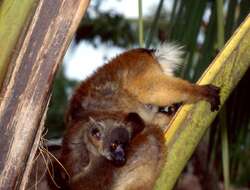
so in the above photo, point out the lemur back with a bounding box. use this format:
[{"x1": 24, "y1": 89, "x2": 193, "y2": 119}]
[{"x1": 67, "y1": 43, "x2": 220, "y2": 128}]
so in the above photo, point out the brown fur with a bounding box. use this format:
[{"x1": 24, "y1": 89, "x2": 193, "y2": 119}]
[
  {"x1": 28, "y1": 47, "x2": 220, "y2": 189},
  {"x1": 111, "y1": 126, "x2": 165, "y2": 190},
  {"x1": 66, "y1": 48, "x2": 220, "y2": 128},
  {"x1": 58, "y1": 111, "x2": 165, "y2": 190}
]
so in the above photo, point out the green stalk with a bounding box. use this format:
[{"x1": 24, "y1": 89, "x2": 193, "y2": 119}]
[
  {"x1": 194, "y1": 2, "x2": 217, "y2": 81},
  {"x1": 220, "y1": 107, "x2": 230, "y2": 190},
  {"x1": 216, "y1": 0, "x2": 230, "y2": 189},
  {"x1": 145, "y1": 0, "x2": 164, "y2": 48},
  {"x1": 225, "y1": 0, "x2": 237, "y2": 40},
  {"x1": 155, "y1": 14, "x2": 250, "y2": 190},
  {"x1": 183, "y1": 1, "x2": 207, "y2": 81},
  {"x1": 169, "y1": 0, "x2": 178, "y2": 28},
  {"x1": 138, "y1": 0, "x2": 144, "y2": 47},
  {"x1": 216, "y1": 0, "x2": 225, "y2": 48}
]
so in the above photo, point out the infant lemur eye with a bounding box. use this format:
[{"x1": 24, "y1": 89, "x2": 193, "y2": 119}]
[
  {"x1": 91, "y1": 127, "x2": 101, "y2": 140},
  {"x1": 110, "y1": 142, "x2": 118, "y2": 151}
]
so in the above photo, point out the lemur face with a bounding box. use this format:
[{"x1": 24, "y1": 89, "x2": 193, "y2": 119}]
[{"x1": 87, "y1": 112, "x2": 145, "y2": 167}]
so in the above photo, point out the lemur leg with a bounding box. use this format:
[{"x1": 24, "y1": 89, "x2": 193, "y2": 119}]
[
  {"x1": 125, "y1": 70, "x2": 220, "y2": 112},
  {"x1": 151, "y1": 112, "x2": 171, "y2": 129}
]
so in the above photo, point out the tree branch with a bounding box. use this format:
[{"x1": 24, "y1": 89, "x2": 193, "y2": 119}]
[{"x1": 155, "y1": 14, "x2": 250, "y2": 190}]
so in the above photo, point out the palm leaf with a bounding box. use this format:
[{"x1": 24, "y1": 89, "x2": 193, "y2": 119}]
[{"x1": 154, "y1": 15, "x2": 250, "y2": 190}]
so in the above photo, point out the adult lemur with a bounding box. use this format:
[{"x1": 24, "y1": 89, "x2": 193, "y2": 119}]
[
  {"x1": 61, "y1": 43, "x2": 220, "y2": 189},
  {"x1": 67, "y1": 43, "x2": 220, "y2": 128},
  {"x1": 28, "y1": 43, "x2": 220, "y2": 189}
]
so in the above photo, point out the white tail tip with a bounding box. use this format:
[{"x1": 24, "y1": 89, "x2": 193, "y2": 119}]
[{"x1": 154, "y1": 43, "x2": 184, "y2": 76}]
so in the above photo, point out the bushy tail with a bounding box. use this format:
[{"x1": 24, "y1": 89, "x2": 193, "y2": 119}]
[{"x1": 153, "y1": 43, "x2": 184, "y2": 76}]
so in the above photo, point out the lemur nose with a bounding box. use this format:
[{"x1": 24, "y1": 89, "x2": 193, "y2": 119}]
[{"x1": 112, "y1": 144, "x2": 126, "y2": 167}]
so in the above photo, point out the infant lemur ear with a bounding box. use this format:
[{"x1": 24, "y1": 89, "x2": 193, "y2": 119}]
[{"x1": 125, "y1": 112, "x2": 145, "y2": 138}]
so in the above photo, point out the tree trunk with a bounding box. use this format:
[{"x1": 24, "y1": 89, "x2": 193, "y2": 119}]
[{"x1": 0, "y1": 0, "x2": 89, "y2": 189}]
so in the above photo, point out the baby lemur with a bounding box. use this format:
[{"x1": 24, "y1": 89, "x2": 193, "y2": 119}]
[
  {"x1": 67, "y1": 43, "x2": 220, "y2": 128},
  {"x1": 56, "y1": 111, "x2": 165, "y2": 190}
]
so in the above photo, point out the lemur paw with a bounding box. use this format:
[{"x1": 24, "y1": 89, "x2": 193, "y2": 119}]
[{"x1": 202, "y1": 84, "x2": 221, "y2": 111}]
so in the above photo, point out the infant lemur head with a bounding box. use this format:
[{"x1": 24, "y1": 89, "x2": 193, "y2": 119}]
[{"x1": 85, "y1": 112, "x2": 145, "y2": 166}]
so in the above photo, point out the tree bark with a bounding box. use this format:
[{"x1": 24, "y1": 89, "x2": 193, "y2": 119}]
[{"x1": 0, "y1": 0, "x2": 89, "y2": 189}]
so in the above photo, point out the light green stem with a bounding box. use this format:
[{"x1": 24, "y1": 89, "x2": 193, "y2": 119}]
[
  {"x1": 216, "y1": 0, "x2": 230, "y2": 189},
  {"x1": 138, "y1": 0, "x2": 144, "y2": 47},
  {"x1": 216, "y1": 0, "x2": 225, "y2": 48},
  {"x1": 220, "y1": 107, "x2": 230, "y2": 190},
  {"x1": 155, "y1": 15, "x2": 250, "y2": 190}
]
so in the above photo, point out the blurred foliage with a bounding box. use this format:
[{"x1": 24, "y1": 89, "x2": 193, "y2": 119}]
[
  {"x1": 226, "y1": 69, "x2": 250, "y2": 186},
  {"x1": 45, "y1": 66, "x2": 77, "y2": 139},
  {"x1": 46, "y1": 0, "x2": 250, "y2": 188},
  {"x1": 165, "y1": 0, "x2": 250, "y2": 188},
  {"x1": 75, "y1": 0, "x2": 170, "y2": 47},
  {"x1": 75, "y1": 12, "x2": 136, "y2": 47}
]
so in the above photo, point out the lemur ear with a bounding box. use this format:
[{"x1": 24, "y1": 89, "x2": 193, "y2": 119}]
[{"x1": 125, "y1": 112, "x2": 145, "y2": 138}]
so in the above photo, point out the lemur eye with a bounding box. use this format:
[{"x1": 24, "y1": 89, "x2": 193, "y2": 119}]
[
  {"x1": 91, "y1": 127, "x2": 101, "y2": 140},
  {"x1": 159, "y1": 103, "x2": 182, "y2": 115},
  {"x1": 110, "y1": 143, "x2": 118, "y2": 151}
]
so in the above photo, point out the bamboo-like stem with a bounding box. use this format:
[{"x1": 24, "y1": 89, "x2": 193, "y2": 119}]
[
  {"x1": 0, "y1": 0, "x2": 89, "y2": 189},
  {"x1": 138, "y1": 0, "x2": 144, "y2": 47},
  {"x1": 216, "y1": 0, "x2": 230, "y2": 189},
  {"x1": 146, "y1": 0, "x2": 164, "y2": 48},
  {"x1": 216, "y1": 0, "x2": 225, "y2": 48},
  {"x1": 155, "y1": 14, "x2": 250, "y2": 190},
  {"x1": 220, "y1": 107, "x2": 230, "y2": 190}
]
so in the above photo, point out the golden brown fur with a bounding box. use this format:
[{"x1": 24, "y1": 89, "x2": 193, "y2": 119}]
[
  {"x1": 28, "y1": 45, "x2": 220, "y2": 190},
  {"x1": 111, "y1": 126, "x2": 165, "y2": 190},
  {"x1": 67, "y1": 47, "x2": 220, "y2": 128}
]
